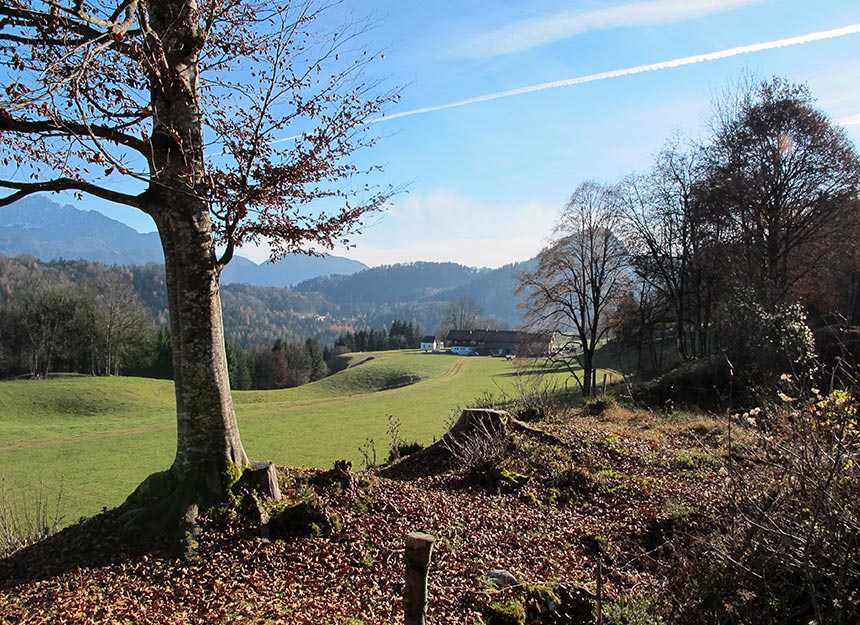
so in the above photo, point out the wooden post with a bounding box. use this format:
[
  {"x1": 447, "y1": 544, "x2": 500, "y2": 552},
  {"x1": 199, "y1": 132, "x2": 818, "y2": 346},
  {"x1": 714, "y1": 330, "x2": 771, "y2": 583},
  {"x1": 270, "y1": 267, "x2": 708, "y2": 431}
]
[
  {"x1": 596, "y1": 552, "x2": 603, "y2": 625},
  {"x1": 404, "y1": 532, "x2": 436, "y2": 625},
  {"x1": 602, "y1": 373, "x2": 607, "y2": 396}
]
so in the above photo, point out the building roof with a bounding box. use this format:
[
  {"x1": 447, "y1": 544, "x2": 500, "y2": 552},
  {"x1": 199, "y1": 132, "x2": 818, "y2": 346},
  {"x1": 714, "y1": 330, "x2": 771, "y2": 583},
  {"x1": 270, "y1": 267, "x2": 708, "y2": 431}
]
[
  {"x1": 445, "y1": 329, "x2": 551, "y2": 344},
  {"x1": 421, "y1": 336, "x2": 437, "y2": 343}
]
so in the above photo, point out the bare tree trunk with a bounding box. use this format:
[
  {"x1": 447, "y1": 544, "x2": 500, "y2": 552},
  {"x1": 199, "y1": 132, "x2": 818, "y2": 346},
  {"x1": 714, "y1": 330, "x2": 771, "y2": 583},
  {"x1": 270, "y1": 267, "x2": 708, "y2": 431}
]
[
  {"x1": 156, "y1": 207, "x2": 249, "y2": 499},
  {"x1": 582, "y1": 351, "x2": 593, "y2": 398},
  {"x1": 118, "y1": 199, "x2": 251, "y2": 540}
]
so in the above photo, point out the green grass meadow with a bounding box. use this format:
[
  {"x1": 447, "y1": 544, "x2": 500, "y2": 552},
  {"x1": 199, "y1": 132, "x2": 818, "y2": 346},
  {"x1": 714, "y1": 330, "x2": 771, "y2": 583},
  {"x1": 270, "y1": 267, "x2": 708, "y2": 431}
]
[{"x1": 0, "y1": 349, "x2": 622, "y2": 523}]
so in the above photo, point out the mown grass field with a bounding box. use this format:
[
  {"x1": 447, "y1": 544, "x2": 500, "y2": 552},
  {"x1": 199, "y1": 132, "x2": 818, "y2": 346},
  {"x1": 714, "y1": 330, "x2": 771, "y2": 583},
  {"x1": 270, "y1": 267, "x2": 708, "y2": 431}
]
[{"x1": 0, "y1": 349, "x2": 623, "y2": 523}]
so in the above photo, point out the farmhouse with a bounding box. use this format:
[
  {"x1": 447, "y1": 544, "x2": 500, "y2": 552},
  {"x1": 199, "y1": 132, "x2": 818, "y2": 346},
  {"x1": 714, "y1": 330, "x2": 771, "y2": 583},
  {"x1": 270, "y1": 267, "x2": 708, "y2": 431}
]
[
  {"x1": 420, "y1": 336, "x2": 440, "y2": 352},
  {"x1": 445, "y1": 329, "x2": 553, "y2": 357}
]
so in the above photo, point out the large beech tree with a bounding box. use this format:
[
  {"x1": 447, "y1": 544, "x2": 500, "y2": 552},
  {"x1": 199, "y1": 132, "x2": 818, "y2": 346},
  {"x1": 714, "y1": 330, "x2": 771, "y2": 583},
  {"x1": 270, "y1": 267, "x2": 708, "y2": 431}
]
[{"x1": 0, "y1": 0, "x2": 394, "y2": 527}]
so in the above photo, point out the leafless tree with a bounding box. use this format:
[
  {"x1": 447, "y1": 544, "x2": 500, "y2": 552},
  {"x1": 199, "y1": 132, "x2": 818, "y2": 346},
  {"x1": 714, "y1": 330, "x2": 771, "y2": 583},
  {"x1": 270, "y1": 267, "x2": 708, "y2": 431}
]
[
  {"x1": 618, "y1": 138, "x2": 726, "y2": 361},
  {"x1": 9, "y1": 279, "x2": 93, "y2": 377},
  {"x1": 92, "y1": 274, "x2": 152, "y2": 376},
  {"x1": 518, "y1": 181, "x2": 629, "y2": 397},
  {"x1": 441, "y1": 296, "x2": 483, "y2": 333}
]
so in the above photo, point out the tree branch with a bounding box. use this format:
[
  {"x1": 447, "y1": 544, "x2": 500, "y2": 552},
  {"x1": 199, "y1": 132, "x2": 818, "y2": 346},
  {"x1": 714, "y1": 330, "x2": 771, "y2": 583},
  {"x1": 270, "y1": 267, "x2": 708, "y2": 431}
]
[
  {"x1": 0, "y1": 3, "x2": 138, "y2": 58},
  {"x1": 0, "y1": 178, "x2": 145, "y2": 212},
  {"x1": 0, "y1": 111, "x2": 149, "y2": 155}
]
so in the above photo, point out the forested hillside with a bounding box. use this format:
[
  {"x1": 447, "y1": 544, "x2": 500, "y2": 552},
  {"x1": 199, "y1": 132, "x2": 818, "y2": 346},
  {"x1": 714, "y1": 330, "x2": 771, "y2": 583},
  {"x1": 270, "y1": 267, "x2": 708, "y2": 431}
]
[
  {"x1": 0, "y1": 253, "x2": 526, "y2": 358},
  {"x1": 295, "y1": 261, "x2": 487, "y2": 303},
  {"x1": 295, "y1": 260, "x2": 530, "y2": 328}
]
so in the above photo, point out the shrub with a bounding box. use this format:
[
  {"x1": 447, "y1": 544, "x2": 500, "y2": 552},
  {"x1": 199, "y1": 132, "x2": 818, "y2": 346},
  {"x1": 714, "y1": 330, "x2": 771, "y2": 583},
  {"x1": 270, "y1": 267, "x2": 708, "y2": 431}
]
[
  {"x1": 392, "y1": 441, "x2": 423, "y2": 459},
  {"x1": 468, "y1": 391, "x2": 505, "y2": 410},
  {"x1": 508, "y1": 365, "x2": 564, "y2": 422},
  {"x1": 485, "y1": 599, "x2": 526, "y2": 625},
  {"x1": 358, "y1": 437, "x2": 377, "y2": 469},
  {"x1": 442, "y1": 414, "x2": 510, "y2": 480},
  {"x1": 634, "y1": 357, "x2": 734, "y2": 411},
  {"x1": 0, "y1": 480, "x2": 64, "y2": 558},
  {"x1": 546, "y1": 466, "x2": 597, "y2": 507},
  {"x1": 466, "y1": 366, "x2": 564, "y2": 422},
  {"x1": 584, "y1": 394, "x2": 617, "y2": 415},
  {"x1": 384, "y1": 414, "x2": 425, "y2": 464},
  {"x1": 666, "y1": 387, "x2": 860, "y2": 624},
  {"x1": 723, "y1": 292, "x2": 817, "y2": 390},
  {"x1": 602, "y1": 598, "x2": 664, "y2": 625}
]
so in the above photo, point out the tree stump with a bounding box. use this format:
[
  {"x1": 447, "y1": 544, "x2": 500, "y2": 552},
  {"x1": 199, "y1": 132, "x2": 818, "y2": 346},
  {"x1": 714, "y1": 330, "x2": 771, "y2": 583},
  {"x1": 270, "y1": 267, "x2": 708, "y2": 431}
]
[
  {"x1": 444, "y1": 409, "x2": 508, "y2": 442},
  {"x1": 310, "y1": 459, "x2": 355, "y2": 493},
  {"x1": 240, "y1": 461, "x2": 282, "y2": 502},
  {"x1": 404, "y1": 532, "x2": 436, "y2": 625}
]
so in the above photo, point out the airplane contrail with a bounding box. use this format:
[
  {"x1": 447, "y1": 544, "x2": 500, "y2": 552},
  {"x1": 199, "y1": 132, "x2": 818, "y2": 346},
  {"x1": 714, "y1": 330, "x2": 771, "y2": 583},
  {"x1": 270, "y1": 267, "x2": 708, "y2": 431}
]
[
  {"x1": 268, "y1": 23, "x2": 860, "y2": 146},
  {"x1": 378, "y1": 23, "x2": 860, "y2": 122}
]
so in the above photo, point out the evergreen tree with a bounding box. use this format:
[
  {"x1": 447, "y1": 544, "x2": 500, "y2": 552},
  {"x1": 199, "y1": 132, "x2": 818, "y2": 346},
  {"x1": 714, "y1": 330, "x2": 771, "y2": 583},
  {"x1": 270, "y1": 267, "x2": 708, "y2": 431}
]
[
  {"x1": 151, "y1": 326, "x2": 174, "y2": 380},
  {"x1": 305, "y1": 338, "x2": 328, "y2": 381},
  {"x1": 225, "y1": 339, "x2": 252, "y2": 390},
  {"x1": 282, "y1": 341, "x2": 312, "y2": 387}
]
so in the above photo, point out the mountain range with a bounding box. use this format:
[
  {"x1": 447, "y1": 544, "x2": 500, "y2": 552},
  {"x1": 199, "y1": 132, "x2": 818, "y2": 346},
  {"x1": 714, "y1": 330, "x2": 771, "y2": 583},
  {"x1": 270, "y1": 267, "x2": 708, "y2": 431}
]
[
  {"x1": 0, "y1": 197, "x2": 531, "y2": 343},
  {"x1": 0, "y1": 196, "x2": 367, "y2": 287}
]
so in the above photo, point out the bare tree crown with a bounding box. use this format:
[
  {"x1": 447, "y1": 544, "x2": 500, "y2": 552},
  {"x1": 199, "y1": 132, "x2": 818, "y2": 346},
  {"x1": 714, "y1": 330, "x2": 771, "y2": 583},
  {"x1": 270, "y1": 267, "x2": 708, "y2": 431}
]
[{"x1": 0, "y1": 0, "x2": 397, "y2": 266}]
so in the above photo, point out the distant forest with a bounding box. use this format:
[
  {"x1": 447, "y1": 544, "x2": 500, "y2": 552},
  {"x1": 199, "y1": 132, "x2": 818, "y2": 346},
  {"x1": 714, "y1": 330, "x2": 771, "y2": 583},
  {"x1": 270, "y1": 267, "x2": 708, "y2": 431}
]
[{"x1": 0, "y1": 254, "x2": 517, "y2": 387}]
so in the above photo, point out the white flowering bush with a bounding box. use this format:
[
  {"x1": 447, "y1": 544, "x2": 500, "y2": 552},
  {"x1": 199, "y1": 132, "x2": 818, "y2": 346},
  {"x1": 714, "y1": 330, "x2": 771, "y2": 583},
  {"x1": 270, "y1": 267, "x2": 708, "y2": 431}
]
[{"x1": 722, "y1": 291, "x2": 817, "y2": 389}]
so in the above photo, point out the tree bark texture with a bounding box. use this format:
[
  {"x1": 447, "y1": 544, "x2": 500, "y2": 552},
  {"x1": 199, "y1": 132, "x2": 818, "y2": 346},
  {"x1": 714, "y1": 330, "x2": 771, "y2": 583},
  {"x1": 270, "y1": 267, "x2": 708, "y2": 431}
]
[{"x1": 156, "y1": 208, "x2": 249, "y2": 493}]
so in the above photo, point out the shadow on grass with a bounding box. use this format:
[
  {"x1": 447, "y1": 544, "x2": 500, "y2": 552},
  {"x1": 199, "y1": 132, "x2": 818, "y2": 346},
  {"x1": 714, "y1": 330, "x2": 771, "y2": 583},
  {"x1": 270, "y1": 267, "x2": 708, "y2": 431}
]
[{"x1": 493, "y1": 341, "x2": 638, "y2": 381}]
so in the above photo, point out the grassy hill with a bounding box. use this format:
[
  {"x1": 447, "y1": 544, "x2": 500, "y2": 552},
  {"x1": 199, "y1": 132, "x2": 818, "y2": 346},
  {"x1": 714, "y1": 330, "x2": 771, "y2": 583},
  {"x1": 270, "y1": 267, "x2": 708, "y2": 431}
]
[
  {"x1": 0, "y1": 351, "x2": 620, "y2": 523},
  {"x1": 1, "y1": 350, "x2": 853, "y2": 624}
]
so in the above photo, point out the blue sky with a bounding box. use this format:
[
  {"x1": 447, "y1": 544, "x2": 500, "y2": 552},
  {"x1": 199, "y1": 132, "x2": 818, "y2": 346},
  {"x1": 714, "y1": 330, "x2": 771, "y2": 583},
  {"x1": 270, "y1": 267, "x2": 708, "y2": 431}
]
[{"x1": 82, "y1": 0, "x2": 860, "y2": 268}]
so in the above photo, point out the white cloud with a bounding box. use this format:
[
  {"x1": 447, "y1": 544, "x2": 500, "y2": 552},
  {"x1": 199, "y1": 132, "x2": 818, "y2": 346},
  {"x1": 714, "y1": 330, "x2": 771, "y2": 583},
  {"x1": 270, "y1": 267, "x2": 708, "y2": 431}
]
[
  {"x1": 839, "y1": 113, "x2": 860, "y2": 127},
  {"x1": 341, "y1": 237, "x2": 541, "y2": 269},
  {"x1": 337, "y1": 190, "x2": 559, "y2": 268},
  {"x1": 224, "y1": 191, "x2": 558, "y2": 268},
  {"x1": 232, "y1": 191, "x2": 559, "y2": 268},
  {"x1": 463, "y1": 0, "x2": 764, "y2": 58},
  {"x1": 230, "y1": 241, "x2": 271, "y2": 264}
]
